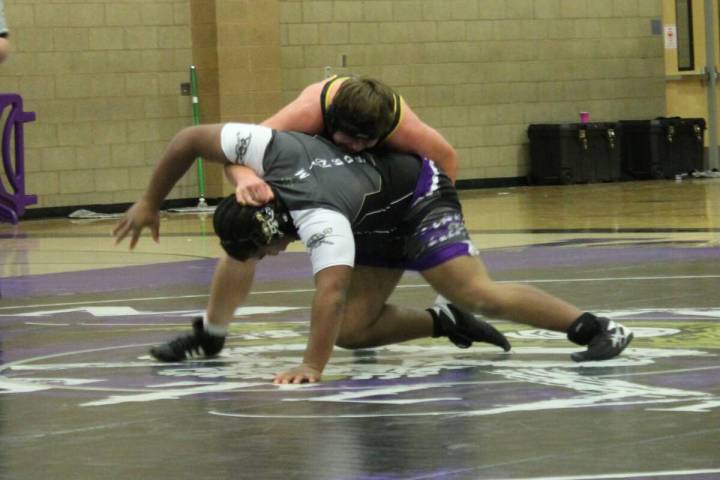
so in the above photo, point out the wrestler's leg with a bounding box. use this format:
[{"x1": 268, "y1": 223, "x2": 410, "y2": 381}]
[
  {"x1": 421, "y1": 255, "x2": 633, "y2": 361},
  {"x1": 335, "y1": 266, "x2": 431, "y2": 348},
  {"x1": 421, "y1": 255, "x2": 581, "y2": 331},
  {"x1": 335, "y1": 265, "x2": 508, "y2": 351},
  {"x1": 149, "y1": 254, "x2": 257, "y2": 361},
  {"x1": 206, "y1": 254, "x2": 258, "y2": 329}
]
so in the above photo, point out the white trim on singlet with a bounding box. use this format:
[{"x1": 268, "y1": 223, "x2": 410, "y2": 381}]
[
  {"x1": 354, "y1": 191, "x2": 414, "y2": 227},
  {"x1": 290, "y1": 208, "x2": 355, "y2": 274},
  {"x1": 220, "y1": 123, "x2": 273, "y2": 175}
]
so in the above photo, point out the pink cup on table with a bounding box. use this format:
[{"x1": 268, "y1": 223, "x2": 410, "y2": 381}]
[{"x1": 579, "y1": 111, "x2": 589, "y2": 123}]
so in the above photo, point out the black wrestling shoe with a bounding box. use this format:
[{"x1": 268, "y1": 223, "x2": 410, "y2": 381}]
[
  {"x1": 150, "y1": 317, "x2": 225, "y2": 362},
  {"x1": 431, "y1": 303, "x2": 511, "y2": 351},
  {"x1": 571, "y1": 317, "x2": 633, "y2": 362}
]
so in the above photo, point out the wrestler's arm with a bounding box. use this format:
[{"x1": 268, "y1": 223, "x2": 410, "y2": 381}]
[
  {"x1": 0, "y1": 38, "x2": 9, "y2": 64},
  {"x1": 226, "y1": 81, "x2": 327, "y2": 204},
  {"x1": 385, "y1": 101, "x2": 459, "y2": 183},
  {"x1": 140, "y1": 125, "x2": 228, "y2": 204},
  {"x1": 262, "y1": 81, "x2": 326, "y2": 132},
  {"x1": 273, "y1": 208, "x2": 355, "y2": 384},
  {"x1": 114, "y1": 124, "x2": 227, "y2": 248},
  {"x1": 273, "y1": 264, "x2": 352, "y2": 384}
]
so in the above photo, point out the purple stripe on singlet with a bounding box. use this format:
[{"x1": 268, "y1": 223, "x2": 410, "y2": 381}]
[
  {"x1": 406, "y1": 242, "x2": 471, "y2": 271},
  {"x1": 409, "y1": 158, "x2": 437, "y2": 206}
]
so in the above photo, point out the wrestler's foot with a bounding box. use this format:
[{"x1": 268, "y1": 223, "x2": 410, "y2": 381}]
[
  {"x1": 431, "y1": 303, "x2": 511, "y2": 351},
  {"x1": 150, "y1": 317, "x2": 225, "y2": 362},
  {"x1": 571, "y1": 317, "x2": 633, "y2": 362}
]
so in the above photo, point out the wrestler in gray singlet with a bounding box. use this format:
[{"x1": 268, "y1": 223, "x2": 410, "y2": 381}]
[{"x1": 221, "y1": 125, "x2": 476, "y2": 272}]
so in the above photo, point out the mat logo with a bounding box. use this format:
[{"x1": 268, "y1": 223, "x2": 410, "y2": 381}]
[
  {"x1": 163, "y1": 344, "x2": 720, "y2": 417},
  {"x1": 0, "y1": 343, "x2": 717, "y2": 417},
  {"x1": 0, "y1": 307, "x2": 718, "y2": 417}
]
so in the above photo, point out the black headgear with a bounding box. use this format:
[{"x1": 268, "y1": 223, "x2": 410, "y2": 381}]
[{"x1": 213, "y1": 194, "x2": 297, "y2": 261}]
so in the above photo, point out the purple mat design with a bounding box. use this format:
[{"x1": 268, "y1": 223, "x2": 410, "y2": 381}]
[
  {"x1": 2, "y1": 245, "x2": 719, "y2": 299},
  {"x1": 0, "y1": 252, "x2": 312, "y2": 299}
]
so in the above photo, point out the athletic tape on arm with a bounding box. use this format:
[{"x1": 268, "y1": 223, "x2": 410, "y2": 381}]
[
  {"x1": 291, "y1": 208, "x2": 355, "y2": 274},
  {"x1": 220, "y1": 123, "x2": 273, "y2": 176}
]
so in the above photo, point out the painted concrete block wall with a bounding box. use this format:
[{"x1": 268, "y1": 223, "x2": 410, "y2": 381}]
[
  {"x1": 0, "y1": 0, "x2": 196, "y2": 208},
  {"x1": 279, "y1": 0, "x2": 665, "y2": 181},
  {"x1": 0, "y1": 0, "x2": 664, "y2": 210}
]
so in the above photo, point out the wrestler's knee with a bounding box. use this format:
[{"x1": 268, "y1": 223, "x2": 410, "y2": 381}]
[
  {"x1": 335, "y1": 327, "x2": 369, "y2": 349},
  {"x1": 334, "y1": 305, "x2": 379, "y2": 349}
]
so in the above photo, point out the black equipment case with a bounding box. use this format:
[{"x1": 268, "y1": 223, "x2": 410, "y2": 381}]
[
  {"x1": 527, "y1": 122, "x2": 621, "y2": 184},
  {"x1": 619, "y1": 117, "x2": 706, "y2": 179}
]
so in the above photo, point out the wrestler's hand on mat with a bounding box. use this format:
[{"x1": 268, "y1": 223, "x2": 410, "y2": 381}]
[
  {"x1": 224, "y1": 164, "x2": 274, "y2": 206},
  {"x1": 273, "y1": 364, "x2": 322, "y2": 384},
  {"x1": 112, "y1": 199, "x2": 160, "y2": 250}
]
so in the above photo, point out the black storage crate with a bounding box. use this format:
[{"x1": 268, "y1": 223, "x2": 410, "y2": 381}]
[
  {"x1": 527, "y1": 122, "x2": 621, "y2": 185},
  {"x1": 619, "y1": 117, "x2": 706, "y2": 179}
]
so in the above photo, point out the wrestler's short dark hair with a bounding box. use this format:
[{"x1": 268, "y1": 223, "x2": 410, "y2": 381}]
[
  {"x1": 213, "y1": 194, "x2": 297, "y2": 261},
  {"x1": 326, "y1": 77, "x2": 396, "y2": 140}
]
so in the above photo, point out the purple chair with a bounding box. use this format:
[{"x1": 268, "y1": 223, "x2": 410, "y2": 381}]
[{"x1": 0, "y1": 94, "x2": 36, "y2": 224}]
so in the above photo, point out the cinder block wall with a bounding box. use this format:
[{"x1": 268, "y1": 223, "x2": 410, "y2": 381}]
[
  {"x1": 0, "y1": 1, "x2": 197, "y2": 209},
  {"x1": 0, "y1": 0, "x2": 665, "y2": 210},
  {"x1": 279, "y1": 0, "x2": 665, "y2": 181}
]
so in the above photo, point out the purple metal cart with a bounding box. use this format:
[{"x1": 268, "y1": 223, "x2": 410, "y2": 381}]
[{"x1": 0, "y1": 93, "x2": 36, "y2": 224}]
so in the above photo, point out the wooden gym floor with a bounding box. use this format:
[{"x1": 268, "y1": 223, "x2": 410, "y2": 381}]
[{"x1": 0, "y1": 180, "x2": 719, "y2": 480}]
